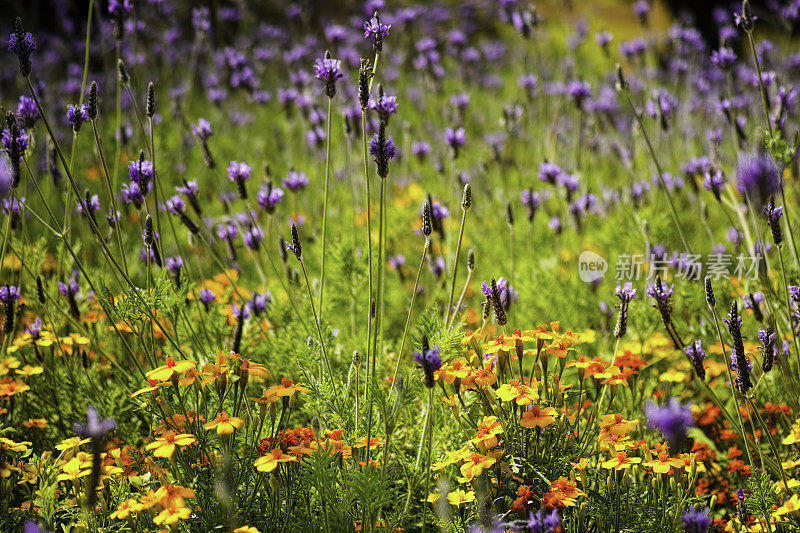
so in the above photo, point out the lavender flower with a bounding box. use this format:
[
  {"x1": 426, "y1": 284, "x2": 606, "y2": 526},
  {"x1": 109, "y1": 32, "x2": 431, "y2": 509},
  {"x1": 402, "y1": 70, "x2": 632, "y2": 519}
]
[
  {"x1": 242, "y1": 225, "x2": 264, "y2": 251},
  {"x1": 743, "y1": 291, "x2": 764, "y2": 322},
  {"x1": 1, "y1": 285, "x2": 21, "y2": 334},
  {"x1": 538, "y1": 162, "x2": 563, "y2": 185},
  {"x1": 16, "y1": 96, "x2": 39, "y2": 128},
  {"x1": 363, "y1": 13, "x2": 390, "y2": 53},
  {"x1": 736, "y1": 154, "x2": 781, "y2": 207},
  {"x1": 724, "y1": 301, "x2": 751, "y2": 394},
  {"x1": 66, "y1": 104, "x2": 90, "y2": 133},
  {"x1": 198, "y1": 288, "x2": 216, "y2": 311},
  {"x1": 370, "y1": 123, "x2": 396, "y2": 178},
  {"x1": 682, "y1": 506, "x2": 712, "y2": 533},
  {"x1": 566, "y1": 80, "x2": 591, "y2": 109},
  {"x1": 191, "y1": 118, "x2": 213, "y2": 140},
  {"x1": 368, "y1": 88, "x2": 399, "y2": 123},
  {"x1": 684, "y1": 340, "x2": 706, "y2": 380},
  {"x1": 614, "y1": 282, "x2": 636, "y2": 339},
  {"x1": 314, "y1": 52, "x2": 343, "y2": 99},
  {"x1": 282, "y1": 169, "x2": 309, "y2": 192},
  {"x1": 644, "y1": 397, "x2": 693, "y2": 449},
  {"x1": 26, "y1": 317, "x2": 42, "y2": 340},
  {"x1": 521, "y1": 189, "x2": 541, "y2": 222},
  {"x1": 228, "y1": 160, "x2": 251, "y2": 199},
  {"x1": 257, "y1": 182, "x2": 284, "y2": 213},
  {"x1": 413, "y1": 334, "x2": 442, "y2": 388},
  {"x1": 445, "y1": 127, "x2": 466, "y2": 157},
  {"x1": 758, "y1": 327, "x2": 777, "y2": 373},
  {"x1": 763, "y1": 198, "x2": 783, "y2": 245},
  {"x1": 6, "y1": 18, "x2": 36, "y2": 77},
  {"x1": 480, "y1": 276, "x2": 518, "y2": 312},
  {"x1": 528, "y1": 509, "x2": 561, "y2": 533}
]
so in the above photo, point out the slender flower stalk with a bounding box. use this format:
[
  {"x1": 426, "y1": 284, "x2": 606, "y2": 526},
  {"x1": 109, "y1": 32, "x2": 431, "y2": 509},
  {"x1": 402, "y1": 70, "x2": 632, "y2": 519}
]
[
  {"x1": 445, "y1": 183, "x2": 471, "y2": 324},
  {"x1": 449, "y1": 249, "x2": 475, "y2": 329},
  {"x1": 617, "y1": 64, "x2": 692, "y2": 255},
  {"x1": 314, "y1": 51, "x2": 343, "y2": 318},
  {"x1": 390, "y1": 201, "x2": 433, "y2": 390},
  {"x1": 288, "y1": 224, "x2": 340, "y2": 412}
]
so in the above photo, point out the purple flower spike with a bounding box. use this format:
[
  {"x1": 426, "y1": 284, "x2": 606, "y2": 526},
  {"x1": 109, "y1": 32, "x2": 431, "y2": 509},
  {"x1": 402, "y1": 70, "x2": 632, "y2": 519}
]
[
  {"x1": 74, "y1": 405, "x2": 116, "y2": 439},
  {"x1": 644, "y1": 397, "x2": 693, "y2": 449}
]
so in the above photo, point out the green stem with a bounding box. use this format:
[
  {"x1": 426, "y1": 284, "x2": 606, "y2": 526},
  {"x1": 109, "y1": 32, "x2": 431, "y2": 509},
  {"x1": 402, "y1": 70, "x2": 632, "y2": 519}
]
[{"x1": 319, "y1": 97, "x2": 334, "y2": 318}]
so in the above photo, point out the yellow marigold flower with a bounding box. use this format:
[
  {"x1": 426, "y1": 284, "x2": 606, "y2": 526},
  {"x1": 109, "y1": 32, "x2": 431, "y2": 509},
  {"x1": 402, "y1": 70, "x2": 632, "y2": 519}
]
[
  {"x1": 146, "y1": 356, "x2": 197, "y2": 382},
  {"x1": 599, "y1": 414, "x2": 639, "y2": 437},
  {"x1": 0, "y1": 438, "x2": 31, "y2": 452},
  {"x1": 0, "y1": 357, "x2": 21, "y2": 375},
  {"x1": 254, "y1": 449, "x2": 298, "y2": 473},
  {"x1": 15, "y1": 364, "x2": 43, "y2": 377},
  {"x1": 203, "y1": 411, "x2": 244, "y2": 435},
  {"x1": 57, "y1": 457, "x2": 90, "y2": 481},
  {"x1": 131, "y1": 379, "x2": 170, "y2": 398},
  {"x1": 55, "y1": 436, "x2": 91, "y2": 451},
  {"x1": 153, "y1": 506, "x2": 191, "y2": 525},
  {"x1": 495, "y1": 378, "x2": 538, "y2": 405},
  {"x1": 783, "y1": 420, "x2": 800, "y2": 445},
  {"x1": 426, "y1": 493, "x2": 441, "y2": 503},
  {"x1": 447, "y1": 489, "x2": 476, "y2": 505},
  {"x1": 519, "y1": 405, "x2": 558, "y2": 429},
  {"x1": 265, "y1": 378, "x2": 311, "y2": 398},
  {"x1": 601, "y1": 452, "x2": 641, "y2": 471},
  {"x1": 643, "y1": 452, "x2": 683, "y2": 474},
  {"x1": 774, "y1": 493, "x2": 800, "y2": 519},
  {"x1": 234, "y1": 527, "x2": 262, "y2": 533},
  {"x1": 352, "y1": 436, "x2": 386, "y2": 450},
  {"x1": 145, "y1": 431, "x2": 198, "y2": 458}
]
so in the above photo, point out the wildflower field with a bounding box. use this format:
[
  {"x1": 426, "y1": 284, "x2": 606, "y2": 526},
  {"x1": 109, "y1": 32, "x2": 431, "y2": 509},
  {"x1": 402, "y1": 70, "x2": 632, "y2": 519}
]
[{"x1": 5, "y1": 0, "x2": 800, "y2": 531}]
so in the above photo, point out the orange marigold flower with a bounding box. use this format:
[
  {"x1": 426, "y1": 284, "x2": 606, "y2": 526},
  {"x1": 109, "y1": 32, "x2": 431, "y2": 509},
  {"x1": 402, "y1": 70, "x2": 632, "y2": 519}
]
[
  {"x1": 471, "y1": 415, "x2": 504, "y2": 448},
  {"x1": 458, "y1": 453, "x2": 496, "y2": 482},
  {"x1": 520, "y1": 405, "x2": 557, "y2": 429},
  {"x1": 22, "y1": 418, "x2": 47, "y2": 429},
  {"x1": 155, "y1": 483, "x2": 195, "y2": 509}
]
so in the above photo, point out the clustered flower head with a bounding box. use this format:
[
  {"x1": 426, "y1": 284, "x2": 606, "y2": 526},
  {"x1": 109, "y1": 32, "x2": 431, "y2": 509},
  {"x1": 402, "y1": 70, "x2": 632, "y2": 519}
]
[
  {"x1": 370, "y1": 121, "x2": 396, "y2": 179},
  {"x1": 66, "y1": 104, "x2": 90, "y2": 133},
  {"x1": 314, "y1": 51, "x2": 343, "y2": 99},
  {"x1": 363, "y1": 12, "x2": 390, "y2": 53},
  {"x1": 644, "y1": 397, "x2": 693, "y2": 450},
  {"x1": 614, "y1": 282, "x2": 636, "y2": 339},
  {"x1": 413, "y1": 334, "x2": 442, "y2": 388},
  {"x1": 227, "y1": 160, "x2": 251, "y2": 199},
  {"x1": 736, "y1": 154, "x2": 781, "y2": 208},
  {"x1": 6, "y1": 18, "x2": 37, "y2": 77},
  {"x1": 1, "y1": 284, "x2": 21, "y2": 335},
  {"x1": 724, "y1": 301, "x2": 751, "y2": 394},
  {"x1": 684, "y1": 340, "x2": 706, "y2": 380},
  {"x1": 257, "y1": 182, "x2": 284, "y2": 213}
]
